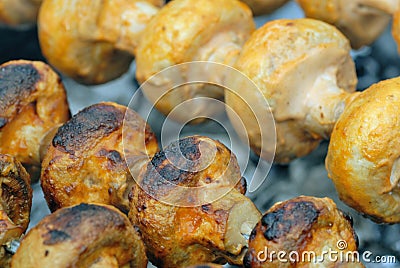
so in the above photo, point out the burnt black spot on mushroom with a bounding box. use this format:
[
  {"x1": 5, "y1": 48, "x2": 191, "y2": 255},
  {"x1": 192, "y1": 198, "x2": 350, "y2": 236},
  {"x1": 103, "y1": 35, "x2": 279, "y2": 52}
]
[
  {"x1": 43, "y1": 230, "x2": 71, "y2": 245},
  {"x1": 52, "y1": 104, "x2": 124, "y2": 155},
  {"x1": 140, "y1": 137, "x2": 204, "y2": 196},
  {"x1": 43, "y1": 203, "x2": 127, "y2": 244},
  {"x1": 0, "y1": 63, "x2": 40, "y2": 114},
  {"x1": 261, "y1": 201, "x2": 319, "y2": 241}
]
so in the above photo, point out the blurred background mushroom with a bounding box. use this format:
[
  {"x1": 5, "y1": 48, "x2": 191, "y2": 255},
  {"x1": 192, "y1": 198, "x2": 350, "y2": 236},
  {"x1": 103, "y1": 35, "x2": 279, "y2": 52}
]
[
  {"x1": 297, "y1": 0, "x2": 399, "y2": 49},
  {"x1": 0, "y1": 0, "x2": 42, "y2": 27},
  {"x1": 38, "y1": 0, "x2": 165, "y2": 84}
]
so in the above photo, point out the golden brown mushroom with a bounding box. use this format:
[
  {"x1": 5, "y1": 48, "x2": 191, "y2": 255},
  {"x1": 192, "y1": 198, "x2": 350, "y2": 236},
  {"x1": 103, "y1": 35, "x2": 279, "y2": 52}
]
[
  {"x1": 136, "y1": 0, "x2": 255, "y2": 122},
  {"x1": 0, "y1": 60, "x2": 70, "y2": 180},
  {"x1": 38, "y1": 0, "x2": 164, "y2": 84},
  {"x1": 244, "y1": 196, "x2": 363, "y2": 267},
  {"x1": 241, "y1": 0, "x2": 290, "y2": 16},
  {"x1": 297, "y1": 0, "x2": 398, "y2": 48},
  {"x1": 0, "y1": 154, "x2": 32, "y2": 268},
  {"x1": 11, "y1": 203, "x2": 148, "y2": 268},
  {"x1": 0, "y1": 0, "x2": 42, "y2": 26},
  {"x1": 129, "y1": 136, "x2": 261, "y2": 267},
  {"x1": 41, "y1": 102, "x2": 158, "y2": 213},
  {"x1": 326, "y1": 77, "x2": 400, "y2": 223},
  {"x1": 225, "y1": 18, "x2": 359, "y2": 163}
]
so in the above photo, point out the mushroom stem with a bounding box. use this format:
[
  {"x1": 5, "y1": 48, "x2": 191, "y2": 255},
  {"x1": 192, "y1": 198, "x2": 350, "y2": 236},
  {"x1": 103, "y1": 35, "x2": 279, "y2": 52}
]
[
  {"x1": 76, "y1": 0, "x2": 160, "y2": 55},
  {"x1": 198, "y1": 33, "x2": 243, "y2": 66},
  {"x1": 113, "y1": 1, "x2": 160, "y2": 54},
  {"x1": 305, "y1": 86, "x2": 360, "y2": 139},
  {"x1": 360, "y1": 0, "x2": 399, "y2": 14}
]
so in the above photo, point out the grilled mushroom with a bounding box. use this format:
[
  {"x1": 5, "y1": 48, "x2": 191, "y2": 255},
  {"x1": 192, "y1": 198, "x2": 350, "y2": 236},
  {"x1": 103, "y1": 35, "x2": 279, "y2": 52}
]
[
  {"x1": 226, "y1": 18, "x2": 359, "y2": 163},
  {"x1": 41, "y1": 102, "x2": 158, "y2": 213},
  {"x1": 244, "y1": 196, "x2": 363, "y2": 267},
  {"x1": 129, "y1": 136, "x2": 261, "y2": 267},
  {"x1": 136, "y1": 0, "x2": 255, "y2": 122},
  {"x1": 0, "y1": 60, "x2": 70, "y2": 181},
  {"x1": 0, "y1": 154, "x2": 32, "y2": 268},
  {"x1": 326, "y1": 77, "x2": 400, "y2": 223},
  {"x1": 297, "y1": 0, "x2": 397, "y2": 48},
  {"x1": 0, "y1": 0, "x2": 42, "y2": 26},
  {"x1": 11, "y1": 203, "x2": 148, "y2": 268},
  {"x1": 38, "y1": 0, "x2": 164, "y2": 84},
  {"x1": 241, "y1": 0, "x2": 289, "y2": 16}
]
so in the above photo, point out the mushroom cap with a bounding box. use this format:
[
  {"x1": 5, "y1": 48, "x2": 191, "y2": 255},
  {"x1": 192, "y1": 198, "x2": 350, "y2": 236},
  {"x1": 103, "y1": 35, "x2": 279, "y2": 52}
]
[
  {"x1": 326, "y1": 77, "x2": 400, "y2": 223},
  {"x1": 297, "y1": 0, "x2": 391, "y2": 48},
  {"x1": 0, "y1": 154, "x2": 32, "y2": 268},
  {"x1": 129, "y1": 136, "x2": 261, "y2": 267},
  {"x1": 227, "y1": 18, "x2": 357, "y2": 163},
  {"x1": 38, "y1": 0, "x2": 162, "y2": 84},
  {"x1": 0, "y1": 0, "x2": 42, "y2": 26},
  {"x1": 0, "y1": 60, "x2": 70, "y2": 179},
  {"x1": 244, "y1": 196, "x2": 362, "y2": 268},
  {"x1": 41, "y1": 102, "x2": 158, "y2": 213},
  {"x1": 240, "y1": 0, "x2": 289, "y2": 16},
  {"x1": 11, "y1": 203, "x2": 148, "y2": 268},
  {"x1": 136, "y1": 0, "x2": 255, "y2": 121}
]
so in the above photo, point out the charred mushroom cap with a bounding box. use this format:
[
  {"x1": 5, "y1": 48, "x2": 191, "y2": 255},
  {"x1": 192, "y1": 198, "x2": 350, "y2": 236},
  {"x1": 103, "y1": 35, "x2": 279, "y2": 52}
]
[
  {"x1": 136, "y1": 0, "x2": 255, "y2": 122},
  {"x1": 38, "y1": 0, "x2": 163, "y2": 84},
  {"x1": 244, "y1": 196, "x2": 363, "y2": 268},
  {"x1": 0, "y1": 154, "x2": 32, "y2": 268},
  {"x1": 11, "y1": 203, "x2": 148, "y2": 268},
  {"x1": 0, "y1": 60, "x2": 70, "y2": 180},
  {"x1": 226, "y1": 18, "x2": 358, "y2": 163},
  {"x1": 41, "y1": 102, "x2": 159, "y2": 213},
  {"x1": 241, "y1": 0, "x2": 289, "y2": 16},
  {"x1": 297, "y1": 0, "x2": 395, "y2": 48},
  {"x1": 0, "y1": 0, "x2": 42, "y2": 26},
  {"x1": 129, "y1": 136, "x2": 261, "y2": 267},
  {"x1": 326, "y1": 77, "x2": 400, "y2": 223}
]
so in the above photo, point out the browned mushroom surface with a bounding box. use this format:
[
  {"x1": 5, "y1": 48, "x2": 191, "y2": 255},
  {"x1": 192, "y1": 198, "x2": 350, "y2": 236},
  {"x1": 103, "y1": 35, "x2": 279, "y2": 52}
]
[
  {"x1": 326, "y1": 77, "x2": 400, "y2": 223},
  {"x1": 129, "y1": 136, "x2": 261, "y2": 267},
  {"x1": 38, "y1": 0, "x2": 164, "y2": 84},
  {"x1": 0, "y1": 60, "x2": 70, "y2": 180},
  {"x1": 244, "y1": 196, "x2": 363, "y2": 267},
  {"x1": 41, "y1": 102, "x2": 158, "y2": 213},
  {"x1": 11, "y1": 203, "x2": 148, "y2": 268},
  {"x1": 0, "y1": 154, "x2": 32, "y2": 268}
]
